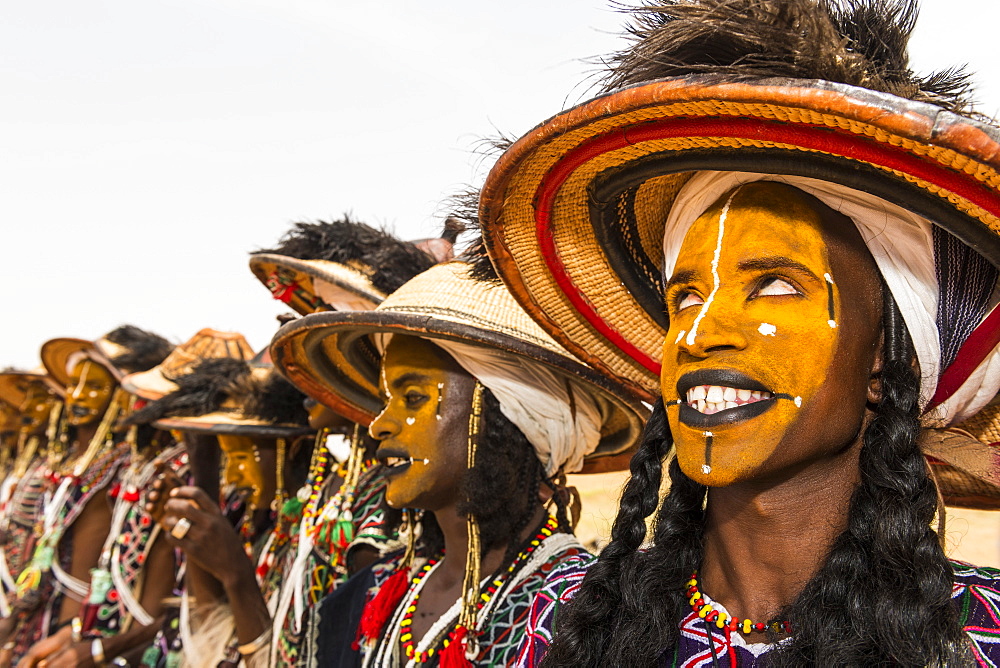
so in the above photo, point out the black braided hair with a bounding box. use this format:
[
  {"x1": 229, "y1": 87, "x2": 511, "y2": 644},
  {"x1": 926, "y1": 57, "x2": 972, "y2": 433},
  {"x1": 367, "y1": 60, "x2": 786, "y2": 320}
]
[{"x1": 541, "y1": 289, "x2": 969, "y2": 666}]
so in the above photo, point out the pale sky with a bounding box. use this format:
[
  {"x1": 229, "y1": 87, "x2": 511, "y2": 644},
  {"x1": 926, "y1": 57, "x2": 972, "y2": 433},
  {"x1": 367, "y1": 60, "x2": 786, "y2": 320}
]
[{"x1": 3, "y1": 0, "x2": 999, "y2": 368}]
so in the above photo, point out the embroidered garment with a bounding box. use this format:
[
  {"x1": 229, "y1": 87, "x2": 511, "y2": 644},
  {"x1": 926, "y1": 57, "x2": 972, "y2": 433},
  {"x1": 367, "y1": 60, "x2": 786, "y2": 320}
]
[
  {"x1": 7, "y1": 440, "x2": 131, "y2": 662},
  {"x1": 515, "y1": 560, "x2": 1000, "y2": 667},
  {"x1": 265, "y1": 462, "x2": 393, "y2": 667},
  {"x1": 320, "y1": 528, "x2": 594, "y2": 667},
  {"x1": 84, "y1": 444, "x2": 188, "y2": 637}
]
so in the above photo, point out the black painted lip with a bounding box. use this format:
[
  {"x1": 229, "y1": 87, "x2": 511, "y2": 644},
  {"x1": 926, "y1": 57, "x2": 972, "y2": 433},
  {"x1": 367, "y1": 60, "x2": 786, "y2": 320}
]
[
  {"x1": 676, "y1": 369, "x2": 773, "y2": 398},
  {"x1": 376, "y1": 446, "x2": 412, "y2": 477},
  {"x1": 678, "y1": 399, "x2": 775, "y2": 429},
  {"x1": 675, "y1": 368, "x2": 779, "y2": 429}
]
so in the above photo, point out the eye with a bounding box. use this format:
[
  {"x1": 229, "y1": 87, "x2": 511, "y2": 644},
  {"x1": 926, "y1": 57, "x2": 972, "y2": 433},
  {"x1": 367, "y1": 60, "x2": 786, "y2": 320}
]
[
  {"x1": 677, "y1": 291, "x2": 705, "y2": 311},
  {"x1": 404, "y1": 390, "x2": 429, "y2": 409},
  {"x1": 753, "y1": 277, "x2": 800, "y2": 298}
]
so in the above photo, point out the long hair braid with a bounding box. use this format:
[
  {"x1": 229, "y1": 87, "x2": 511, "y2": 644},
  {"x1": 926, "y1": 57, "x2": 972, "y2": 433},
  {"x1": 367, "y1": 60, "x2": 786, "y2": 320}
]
[
  {"x1": 542, "y1": 288, "x2": 969, "y2": 666},
  {"x1": 772, "y1": 285, "x2": 968, "y2": 666}
]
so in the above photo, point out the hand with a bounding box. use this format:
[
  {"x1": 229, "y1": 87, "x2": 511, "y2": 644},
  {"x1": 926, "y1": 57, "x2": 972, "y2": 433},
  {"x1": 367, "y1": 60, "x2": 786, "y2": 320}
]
[
  {"x1": 144, "y1": 469, "x2": 183, "y2": 525},
  {"x1": 160, "y1": 487, "x2": 255, "y2": 587},
  {"x1": 15, "y1": 627, "x2": 89, "y2": 668}
]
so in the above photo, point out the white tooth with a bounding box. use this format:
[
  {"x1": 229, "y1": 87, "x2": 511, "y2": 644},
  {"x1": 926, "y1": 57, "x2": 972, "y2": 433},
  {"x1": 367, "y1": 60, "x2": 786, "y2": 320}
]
[
  {"x1": 686, "y1": 388, "x2": 695, "y2": 403},
  {"x1": 707, "y1": 386, "x2": 724, "y2": 402},
  {"x1": 724, "y1": 401, "x2": 737, "y2": 410},
  {"x1": 697, "y1": 399, "x2": 706, "y2": 413},
  {"x1": 723, "y1": 387, "x2": 736, "y2": 402},
  {"x1": 751, "y1": 391, "x2": 761, "y2": 401},
  {"x1": 737, "y1": 388, "x2": 751, "y2": 401},
  {"x1": 692, "y1": 386, "x2": 707, "y2": 401}
]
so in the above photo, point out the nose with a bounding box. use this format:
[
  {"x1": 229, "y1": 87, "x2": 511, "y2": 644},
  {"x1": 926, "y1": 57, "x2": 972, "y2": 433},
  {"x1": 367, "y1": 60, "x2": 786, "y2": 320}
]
[
  {"x1": 368, "y1": 403, "x2": 400, "y2": 442},
  {"x1": 674, "y1": 307, "x2": 748, "y2": 358}
]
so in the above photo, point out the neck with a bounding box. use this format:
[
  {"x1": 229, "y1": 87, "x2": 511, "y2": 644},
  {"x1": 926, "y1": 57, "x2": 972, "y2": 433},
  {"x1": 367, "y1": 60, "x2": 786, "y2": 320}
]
[
  {"x1": 698, "y1": 443, "x2": 861, "y2": 623},
  {"x1": 72, "y1": 422, "x2": 100, "y2": 453},
  {"x1": 431, "y1": 503, "x2": 547, "y2": 588}
]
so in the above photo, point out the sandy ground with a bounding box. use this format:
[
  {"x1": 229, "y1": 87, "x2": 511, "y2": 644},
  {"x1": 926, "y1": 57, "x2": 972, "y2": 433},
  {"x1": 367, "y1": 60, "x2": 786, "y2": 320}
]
[{"x1": 568, "y1": 471, "x2": 1000, "y2": 568}]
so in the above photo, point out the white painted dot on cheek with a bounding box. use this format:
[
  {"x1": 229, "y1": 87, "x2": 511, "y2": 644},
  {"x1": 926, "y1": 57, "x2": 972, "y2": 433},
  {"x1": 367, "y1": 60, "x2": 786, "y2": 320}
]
[
  {"x1": 88, "y1": 391, "x2": 98, "y2": 398},
  {"x1": 405, "y1": 417, "x2": 415, "y2": 426},
  {"x1": 794, "y1": 396, "x2": 802, "y2": 407},
  {"x1": 828, "y1": 320, "x2": 838, "y2": 329},
  {"x1": 758, "y1": 323, "x2": 776, "y2": 336},
  {"x1": 674, "y1": 329, "x2": 686, "y2": 344}
]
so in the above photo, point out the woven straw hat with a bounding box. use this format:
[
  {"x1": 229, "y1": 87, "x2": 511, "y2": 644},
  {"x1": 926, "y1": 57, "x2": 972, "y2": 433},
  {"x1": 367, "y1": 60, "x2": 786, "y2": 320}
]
[
  {"x1": 249, "y1": 255, "x2": 387, "y2": 316},
  {"x1": 122, "y1": 329, "x2": 255, "y2": 401},
  {"x1": 270, "y1": 261, "x2": 648, "y2": 473},
  {"x1": 152, "y1": 365, "x2": 312, "y2": 439},
  {"x1": 42, "y1": 337, "x2": 128, "y2": 386},
  {"x1": 478, "y1": 1, "x2": 1000, "y2": 503},
  {"x1": 0, "y1": 368, "x2": 63, "y2": 410},
  {"x1": 480, "y1": 77, "x2": 1000, "y2": 401},
  {"x1": 42, "y1": 326, "x2": 173, "y2": 388}
]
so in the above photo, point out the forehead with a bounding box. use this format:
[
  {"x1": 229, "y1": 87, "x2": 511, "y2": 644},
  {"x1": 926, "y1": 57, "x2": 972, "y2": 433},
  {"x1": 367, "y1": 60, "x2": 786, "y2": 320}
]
[
  {"x1": 218, "y1": 434, "x2": 256, "y2": 452},
  {"x1": 68, "y1": 358, "x2": 114, "y2": 380},
  {"x1": 676, "y1": 183, "x2": 829, "y2": 268},
  {"x1": 382, "y1": 336, "x2": 456, "y2": 378}
]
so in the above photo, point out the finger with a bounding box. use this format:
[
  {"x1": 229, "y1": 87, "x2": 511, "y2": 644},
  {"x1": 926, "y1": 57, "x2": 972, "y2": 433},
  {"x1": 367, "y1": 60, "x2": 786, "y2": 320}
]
[{"x1": 167, "y1": 486, "x2": 217, "y2": 512}]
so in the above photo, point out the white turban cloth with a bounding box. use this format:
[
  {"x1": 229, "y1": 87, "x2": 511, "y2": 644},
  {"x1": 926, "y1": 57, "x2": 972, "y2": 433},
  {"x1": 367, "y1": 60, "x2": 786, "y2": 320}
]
[{"x1": 660, "y1": 171, "x2": 1000, "y2": 427}]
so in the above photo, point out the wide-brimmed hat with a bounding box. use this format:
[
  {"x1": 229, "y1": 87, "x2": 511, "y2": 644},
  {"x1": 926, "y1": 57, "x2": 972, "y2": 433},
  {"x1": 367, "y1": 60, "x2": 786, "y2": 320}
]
[
  {"x1": 478, "y1": 0, "x2": 1000, "y2": 502},
  {"x1": 479, "y1": 7, "x2": 1000, "y2": 406},
  {"x1": 250, "y1": 218, "x2": 440, "y2": 316},
  {"x1": 271, "y1": 261, "x2": 648, "y2": 474},
  {"x1": 121, "y1": 329, "x2": 255, "y2": 401},
  {"x1": 0, "y1": 368, "x2": 63, "y2": 410},
  {"x1": 42, "y1": 326, "x2": 173, "y2": 387},
  {"x1": 130, "y1": 359, "x2": 312, "y2": 440}
]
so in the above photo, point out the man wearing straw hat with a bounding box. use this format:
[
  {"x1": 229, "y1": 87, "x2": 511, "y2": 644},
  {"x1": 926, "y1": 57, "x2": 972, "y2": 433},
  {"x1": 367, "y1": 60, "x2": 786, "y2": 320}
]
[
  {"x1": 475, "y1": 0, "x2": 1000, "y2": 664},
  {"x1": 0, "y1": 369, "x2": 62, "y2": 627},
  {"x1": 135, "y1": 357, "x2": 314, "y2": 667},
  {"x1": 8, "y1": 326, "x2": 171, "y2": 667},
  {"x1": 244, "y1": 217, "x2": 449, "y2": 667},
  {"x1": 270, "y1": 241, "x2": 647, "y2": 666}
]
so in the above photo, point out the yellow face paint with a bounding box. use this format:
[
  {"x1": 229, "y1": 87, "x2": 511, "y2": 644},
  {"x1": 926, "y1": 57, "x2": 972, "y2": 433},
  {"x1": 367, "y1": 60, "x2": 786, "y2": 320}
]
[
  {"x1": 661, "y1": 183, "x2": 878, "y2": 486},
  {"x1": 369, "y1": 336, "x2": 472, "y2": 510},
  {"x1": 17, "y1": 382, "x2": 58, "y2": 434},
  {"x1": 217, "y1": 434, "x2": 274, "y2": 509},
  {"x1": 65, "y1": 359, "x2": 115, "y2": 426}
]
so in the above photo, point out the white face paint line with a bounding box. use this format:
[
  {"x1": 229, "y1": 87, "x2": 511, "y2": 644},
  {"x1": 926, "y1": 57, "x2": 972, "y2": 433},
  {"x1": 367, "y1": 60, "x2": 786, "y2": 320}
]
[
  {"x1": 686, "y1": 192, "x2": 737, "y2": 347},
  {"x1": 758, "y1": 323, "x2": 777, "y2": 336},
  {"x1": 675, "y1": 329, "x2": 687, "y2": 344}
]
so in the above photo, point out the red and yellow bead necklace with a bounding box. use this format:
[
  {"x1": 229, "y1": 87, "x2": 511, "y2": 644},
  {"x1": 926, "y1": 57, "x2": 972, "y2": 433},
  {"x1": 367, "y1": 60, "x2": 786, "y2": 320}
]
[{"x1": 687, "y1": 572, "x2": 791, "y2": 635}]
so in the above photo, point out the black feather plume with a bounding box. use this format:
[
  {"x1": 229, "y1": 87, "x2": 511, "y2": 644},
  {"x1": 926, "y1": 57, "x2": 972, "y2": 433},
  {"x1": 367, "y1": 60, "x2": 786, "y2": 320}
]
[
  {"x1": 240, "y1": 371, "x2": 310, "y2": 426},
  {"x1": 125, "y1": 358, "x2": 250, "y2": 426},
  {"x1": 253, "y1": 216, "x2": 435, "y2": 294},
  {"x1": 105, "y1": 325, "x2": 173, "y2": 374},
  {"x1": 601, "y1": 0, "x2": 973, "y2": 113}
]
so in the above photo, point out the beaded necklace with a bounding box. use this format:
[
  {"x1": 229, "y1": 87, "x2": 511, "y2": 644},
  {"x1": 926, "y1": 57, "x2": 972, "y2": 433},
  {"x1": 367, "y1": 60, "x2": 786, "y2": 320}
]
[
  {"x1": 686, "y1": 572, "x2": 791, "y2": 635},
  {"x1": 399, "y1": 515, "x2": 559, "y2": 663}
]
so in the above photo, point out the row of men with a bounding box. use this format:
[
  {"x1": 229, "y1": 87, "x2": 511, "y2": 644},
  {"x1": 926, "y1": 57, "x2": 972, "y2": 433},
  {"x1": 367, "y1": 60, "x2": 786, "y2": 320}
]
[{"x1": 6, "y1": 0, "x2": 1000, "y2": 666}]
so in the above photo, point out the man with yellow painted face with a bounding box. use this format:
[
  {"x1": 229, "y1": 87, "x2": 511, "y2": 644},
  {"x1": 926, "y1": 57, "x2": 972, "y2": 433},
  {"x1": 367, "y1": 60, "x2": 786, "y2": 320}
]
[
  {"x1": 0, "y1": 370, "x2": 63, "y2": 595},
  {"x1": 7, "y1": 326, "x2": 172, "y2": 668},
  {"x1": 475, "y1": 1, "x2": 1000, "y2": 665},
  {"x1": 270, "y1": 254, "x2": 646, "y2": 667},
  {"x1": 245, "y1": 217, "x2": 442, "y2": 667},
  {"x1": 132, "y1": 357, "x2": 314, "y2": 667}
]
